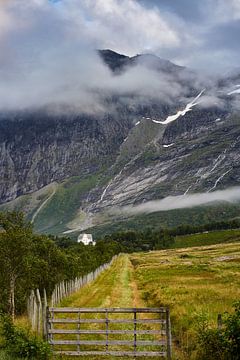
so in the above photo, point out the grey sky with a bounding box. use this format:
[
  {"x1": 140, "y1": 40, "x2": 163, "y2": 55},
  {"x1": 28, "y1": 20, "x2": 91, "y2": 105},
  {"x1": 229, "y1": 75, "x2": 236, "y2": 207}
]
[
  {"x1": 1, "y1": 0, "x2": 239, "y2": 73},
  {"x1": 0, "y1": 0, "x2": 239, "y2": 112},
  {"x1": 138, "y1": 0, "x2": 205, "y2": 21},
  {"x1": 137, "y1": 0, "x2": 240, "y2": 72}
]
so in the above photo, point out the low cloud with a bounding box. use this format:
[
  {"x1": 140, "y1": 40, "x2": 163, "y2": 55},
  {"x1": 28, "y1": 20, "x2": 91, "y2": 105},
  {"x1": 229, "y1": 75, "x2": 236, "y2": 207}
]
[
  {"x1": 125, "y1": 187, "x2": 240, "y2": 214},
  {"x1": 0, "y1": 0, "x2": 189, "y2": 113},
  {"x1": 0, "y1": 0, "x2": 239, "y2": 114}
]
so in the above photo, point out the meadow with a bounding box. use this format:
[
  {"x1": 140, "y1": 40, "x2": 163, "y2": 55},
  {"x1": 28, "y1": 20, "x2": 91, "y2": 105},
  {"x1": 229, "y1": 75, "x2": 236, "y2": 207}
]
[
  {"x1": 54, "y1": 241, "x2": 240, "y2": 359},
  {"x1": 131, "y1": 242, "x2": 240, "y2": 359},
  {"x1": 1, "y1": 220, "x2": 240, "y2": 359},
  {"x1": 173, "y1": 228, "x2": 240, "y2": 248}
]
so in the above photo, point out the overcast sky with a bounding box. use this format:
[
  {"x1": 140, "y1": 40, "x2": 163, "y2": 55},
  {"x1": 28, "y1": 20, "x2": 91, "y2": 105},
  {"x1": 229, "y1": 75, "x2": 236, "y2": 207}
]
[
  {"x1": 0, "y1": 0, "x2": 239, "y2": 111},
  {"x1": 0, "y1": 0, "x2": 239, "y2": 73},
  {"x1": 137, "y1": 0, "x2": 240, "y2": 72}
]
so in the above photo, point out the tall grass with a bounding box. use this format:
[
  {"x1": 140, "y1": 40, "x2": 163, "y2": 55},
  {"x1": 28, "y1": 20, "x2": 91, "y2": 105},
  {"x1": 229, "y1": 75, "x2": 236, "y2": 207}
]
[{"x1": 130, "y1": 242, "x2": 240, "y2": 359}]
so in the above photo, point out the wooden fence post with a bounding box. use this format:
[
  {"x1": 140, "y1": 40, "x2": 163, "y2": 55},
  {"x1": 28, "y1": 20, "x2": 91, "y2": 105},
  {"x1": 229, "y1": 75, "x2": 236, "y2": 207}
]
[
  {"x1": 32, "y1": 291, "x2": 38, "y2": 331},
  {"x1": 166, "y1": 308, "x2": 172, "y2": 360},
  {"x1": 46, "y1": 306, "x2": 50, "y2": 342},
  {"x1": 27, "y1": 290, "x2": 34, "y2": 328},
  {"x1": 42, "y1": 289, "x2": 48, "y2": 338},
  {"x1": 36, "y1": 289, "x2": 42, "y2": 336},
  {"x1": 217, "y1": 314, "x2": 223, "y2": 329}
]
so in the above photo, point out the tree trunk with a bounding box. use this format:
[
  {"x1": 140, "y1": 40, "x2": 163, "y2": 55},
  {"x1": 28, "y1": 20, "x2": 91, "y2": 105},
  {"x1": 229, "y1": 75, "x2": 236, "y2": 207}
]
[{"x1": 9, "y1": 274, "x2": 15, "y2": 321}]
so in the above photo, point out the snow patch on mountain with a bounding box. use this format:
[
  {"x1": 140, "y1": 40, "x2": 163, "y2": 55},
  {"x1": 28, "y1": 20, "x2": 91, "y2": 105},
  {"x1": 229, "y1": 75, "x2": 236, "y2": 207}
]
[
  {"x1": 151, "y1": 89, "x2": 205, "y2": 125},
  {"x1": 228, "y1": 89, "x2": 240, "y2": 95},
  {"x1": 163, "y1": 143, "x2": 174, "y2": 148},
  {"x1": 227, "y1": 85, "x2": 240, "y2": 95}
]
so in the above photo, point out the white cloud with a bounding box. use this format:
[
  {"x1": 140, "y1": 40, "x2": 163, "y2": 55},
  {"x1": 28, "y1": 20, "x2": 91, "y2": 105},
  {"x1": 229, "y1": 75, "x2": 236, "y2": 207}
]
[
  {"x1": 0, "y1": 0, "x2": 239, "y2": 112},
  {"x1": 54, "y1": 0, "x2": 184, "y2": 55},
  {"x1": 214, "y1": 0, "x2": 240, "y2": 22},
  {"x1": 125, "y1": 187, "x2": 240, "y2": 214},
  {"x1": 0, "y1": 2, "x2": 15, "y2": 37},
  {"x1": 0, "y1": 0, "x2": 196, "y2": 112}
]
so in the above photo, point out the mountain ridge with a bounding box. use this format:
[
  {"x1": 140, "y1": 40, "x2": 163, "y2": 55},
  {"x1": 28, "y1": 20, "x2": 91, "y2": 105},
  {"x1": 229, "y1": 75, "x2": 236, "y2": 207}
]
[{"x1": 1, "y1": 50, "x2": 240, "y2": 235}]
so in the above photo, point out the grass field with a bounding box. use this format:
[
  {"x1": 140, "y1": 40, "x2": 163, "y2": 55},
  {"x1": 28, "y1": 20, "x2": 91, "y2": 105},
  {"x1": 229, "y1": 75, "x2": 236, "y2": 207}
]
[
  {"x1": 173, "y1": 229, "x2": 240, "y2": 248},
  {"x1": 1, "y1": 238, "x2": 239, "y2": 359},
  {"x1": 55, "y1": 242, "x2": 240, "y2": 359},
  {"x1": 130, "y1": 242, "x2": 240, "y2": 359}
]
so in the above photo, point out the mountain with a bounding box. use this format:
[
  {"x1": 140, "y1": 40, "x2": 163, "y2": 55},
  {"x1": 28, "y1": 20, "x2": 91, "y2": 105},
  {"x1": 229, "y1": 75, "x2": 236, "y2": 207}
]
[
  {"x1": 0, "y1": 110, "x2": 132, "y2": 203},
  {"x1": 98, "y1": 49, "x2": 184, "y2": 74},
  {"x1": 1, "y1": 50, "x2": 240, "y2": 236}
]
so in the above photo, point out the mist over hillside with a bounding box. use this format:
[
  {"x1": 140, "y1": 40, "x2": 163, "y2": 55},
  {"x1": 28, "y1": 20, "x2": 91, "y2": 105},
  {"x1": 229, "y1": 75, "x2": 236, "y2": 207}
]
[{"x1": 1, "y1": 1, "x2": 240, "y2": 236}]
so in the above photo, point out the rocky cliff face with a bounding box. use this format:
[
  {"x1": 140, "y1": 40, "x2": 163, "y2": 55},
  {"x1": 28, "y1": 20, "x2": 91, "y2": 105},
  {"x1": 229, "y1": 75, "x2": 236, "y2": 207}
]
[
  {"x1": 0, "y1": 110, "x2": 132, "y2": 203},
  {"x1": 1, "y1": 50, "x2": 240, "y2": 234},
  {"x1": 92, "y1": 117, "x2": 240, "y2": 210},
  {"x1": 0, "y1": 50, "x2": 186, "y2": 204}
]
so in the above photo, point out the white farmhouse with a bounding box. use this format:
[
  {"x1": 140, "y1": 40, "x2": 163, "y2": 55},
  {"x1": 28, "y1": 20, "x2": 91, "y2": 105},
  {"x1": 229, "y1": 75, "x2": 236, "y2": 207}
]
[{"x1": 77, "y1": 233, "x2": 96, "y2": 246}]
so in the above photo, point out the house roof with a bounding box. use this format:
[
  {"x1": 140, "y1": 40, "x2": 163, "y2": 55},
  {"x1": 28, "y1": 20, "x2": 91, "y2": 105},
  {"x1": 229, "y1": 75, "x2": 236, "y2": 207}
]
[{"x1": 78, "y1": 233, "x2": 93, "y2": 240}]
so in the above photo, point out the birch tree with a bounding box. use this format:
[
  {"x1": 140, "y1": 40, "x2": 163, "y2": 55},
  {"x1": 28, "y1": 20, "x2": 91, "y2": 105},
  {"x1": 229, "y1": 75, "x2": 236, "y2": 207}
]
[{"x1": 0, "y1": 212, "x2": 33, "y2": 320}]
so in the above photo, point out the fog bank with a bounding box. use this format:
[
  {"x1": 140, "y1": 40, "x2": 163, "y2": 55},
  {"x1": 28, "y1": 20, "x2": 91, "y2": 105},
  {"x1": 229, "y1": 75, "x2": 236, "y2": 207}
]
[{"x1": 125, "y1": 187, "x2": 240, "y2": 214}]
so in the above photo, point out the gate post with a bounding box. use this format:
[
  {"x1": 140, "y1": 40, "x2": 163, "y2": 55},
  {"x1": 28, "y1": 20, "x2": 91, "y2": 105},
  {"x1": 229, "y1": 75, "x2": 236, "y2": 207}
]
[
  {"x1": 166, "y1": 308, "x2": 172, "y2": 360},
  {"x1": 45, "y1": 306, "x2": 50, "y2": 342}
]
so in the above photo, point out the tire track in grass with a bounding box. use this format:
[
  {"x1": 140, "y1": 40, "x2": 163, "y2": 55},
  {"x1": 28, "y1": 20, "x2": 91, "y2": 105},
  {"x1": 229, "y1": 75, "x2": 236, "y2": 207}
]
[{"x1": 60, "y1": 254, "x2": 133, "y2": 308}]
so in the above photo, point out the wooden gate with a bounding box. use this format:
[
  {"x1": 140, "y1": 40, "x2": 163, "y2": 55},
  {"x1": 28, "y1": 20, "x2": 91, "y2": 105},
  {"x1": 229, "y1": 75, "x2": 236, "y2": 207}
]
[{"x1": 47, "y1": 307, "x2": 172, "y2": 358}]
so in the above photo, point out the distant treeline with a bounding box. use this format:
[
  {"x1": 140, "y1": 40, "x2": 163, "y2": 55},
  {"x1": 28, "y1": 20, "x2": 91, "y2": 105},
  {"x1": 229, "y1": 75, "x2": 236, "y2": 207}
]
[{"x1": 100, "y1": 219, "x2": 240, "y2": 252}]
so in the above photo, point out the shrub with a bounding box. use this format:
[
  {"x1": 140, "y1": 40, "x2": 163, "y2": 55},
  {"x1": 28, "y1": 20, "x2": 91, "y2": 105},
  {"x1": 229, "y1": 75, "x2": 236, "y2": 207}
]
[
  {"x1": 195, "y1": 302, "x2": 240, "y2": 360},
  {"x1": 0, "y1": 314, "x2": 50, "y2": 360},
  {"x1": 224, "y1": 301, "x2": 240, "y2": 359}
]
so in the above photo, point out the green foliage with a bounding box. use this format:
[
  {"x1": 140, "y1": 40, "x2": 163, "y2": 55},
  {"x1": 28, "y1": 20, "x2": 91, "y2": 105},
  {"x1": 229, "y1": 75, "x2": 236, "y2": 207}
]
[
  {"x1": 195, "y1": 313, "x2": 228, "y2": 360},
  {"x1": 0, "y1": 314, "x2": 50, "y2": 359},
  {"x1": 102, "y1": 229, "x2": 175, "y2": 252},
  {"x1": 0, "y1": 212, "x2": 34, "y2": 317},
  {"x1": 0, "y1": 211, "x2": 124, "y2": 317},
  {"x1": 99, "y1": 219, "x2": 240, "y2": 253},
  {"x1": 224, "y1": 301, "x2": 240, "y2": 359},
  {"x1": 196, "y1": 302, "x2": 240, "y2": 360},
  {"x1": 0, "y1": 350, "x2": 22, "y2": 360}
]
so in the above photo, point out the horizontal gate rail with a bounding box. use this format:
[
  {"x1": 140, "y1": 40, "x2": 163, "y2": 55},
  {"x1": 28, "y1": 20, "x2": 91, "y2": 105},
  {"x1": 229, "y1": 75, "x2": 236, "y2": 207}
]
[
  {"x1": 54, "y1": 351, "x2": 167, "y2": 357},
  {"x1": 51, "y1": 307, "x2": 167, "y2": 313},
  {"x1": 47, "y1": 307, "x2": 172, "y2": 358},
  {"x1": 50, "y1": 340, "x2": 166, "y2": 346},
  {"x1": 49, "y1": 329, "x2": 166, "y2": 335},
  {"x1": 50, "y1": 318, "x2": 166, "y2": 324}
]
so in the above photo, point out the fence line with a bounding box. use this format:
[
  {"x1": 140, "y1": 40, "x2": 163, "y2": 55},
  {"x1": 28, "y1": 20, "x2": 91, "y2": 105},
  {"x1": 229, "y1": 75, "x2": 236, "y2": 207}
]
[{"x1": 27, "y1": 256, "x2": 117, "y2": 336}]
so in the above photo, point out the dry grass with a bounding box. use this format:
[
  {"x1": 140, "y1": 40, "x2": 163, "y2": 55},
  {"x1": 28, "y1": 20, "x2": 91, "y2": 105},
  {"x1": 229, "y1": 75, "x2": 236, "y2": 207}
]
[{"x1": 130, "y1": 242, "x2": 240, "y2": 359}]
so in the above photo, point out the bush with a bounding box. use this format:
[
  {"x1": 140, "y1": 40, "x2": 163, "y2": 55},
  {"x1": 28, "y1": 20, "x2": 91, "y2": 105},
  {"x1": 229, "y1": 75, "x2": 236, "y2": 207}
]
[
  {"x1": 224, "y1": 301, "x2": 240, "y2": 359},
  {"x1": 0, "y1": 314, "x2": 50, "y2": 360},
  {"x1": 196, "y1": 302, "x2": 240, "y2": 360},
  {"x1": 197, "y1": 327, "x2": 228, "y2": 360}
]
